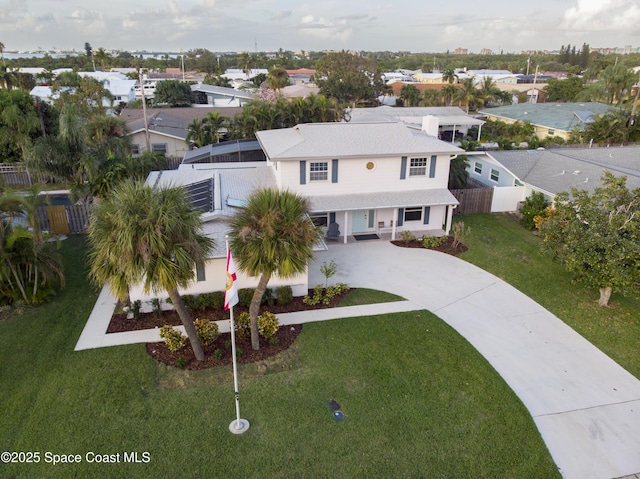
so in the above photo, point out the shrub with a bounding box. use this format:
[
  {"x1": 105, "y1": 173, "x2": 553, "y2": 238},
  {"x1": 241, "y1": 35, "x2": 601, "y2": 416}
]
[
  {"x1": 520, "y1": 192, "x2": 550, "y2": 230},
  {"x1": 159, "y1": 325, "x2": 187, "y2": 352},
  {"x1": 198, "y1": 291, "x2": 225, "y2": 310},
  {"x1": 275, "y1": 285, "x2": 293, "y2": 305},
  {"x1": 400, "y1": 230, "x2": 416, "y2": 245},
  {"x1": 150, "y1": 298, "x2": 163, "y2": 318},
  {"x1": 214, "y1": 349, "x2": 223, "y2": 360},
  {"x1": 258, "y1": 311, "x2": 279, "y2": 339},
  {"x1": 175, "y1": 357, "x2": 186, "y2": 369},
  {"x1": 262, "y1": 288, "x2": 275, "y2": 306},
  {"x1": 235, "y1": 312, "x2": 251, "y2": 340},
  {"x1": 194, "y1": 319, "x2": 220, "y2": 346},
  {"x1": 238, "y1": 288, "x2": 254, "y2": 308},
  {"x1": 421, "y1": 235, "x2": 445, "y2": 249},
  {"x1": 131, "y1": 300, "x2": 142, "y2": 320},
  {"x1": 451, "y1": 221, "x2": 471, "y2": 249},
  {"x1": 181, "y1": 294, "x2": 199, "y2": 311},
  {"x1": 303, "y1": 284, "x2": 324, "y2": 306},
  {"x1": 269, "y1": 336, "x2": 279, "y2": 347}
]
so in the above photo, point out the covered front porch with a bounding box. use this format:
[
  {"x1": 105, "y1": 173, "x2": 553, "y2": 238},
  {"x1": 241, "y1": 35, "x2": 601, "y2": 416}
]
[{"x1": 309, "y1": 189, "x2": 458, "y2": 246}]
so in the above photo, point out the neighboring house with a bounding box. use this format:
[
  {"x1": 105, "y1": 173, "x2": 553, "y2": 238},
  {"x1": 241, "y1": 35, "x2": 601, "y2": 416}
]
[
  {"x1": 256, "y1": 122, "x2": 463, "y2": 243},
  {"x1": 466, "y1": 146, "x2": 640, "y2": 212},
  {"x1": 286, "y1": 68, "x2": 316, "y2": 86},
  {"x1": 479, "y1": 102, "x2": 616, "y2": 141},
  {"x1": 121, "y1": 107, "x2": 243, "y2": 158},
  {"x1": 191, "y1": 84, "x2": 255, "y2": 107},
  {"x1": 348, "y1": 106, "x2": 484, "y2": 143},
  {"x1": 104, "y1": 78, "x2": 137, "y2": 105},
  {"x1": 129, "y1": 120, "x2": 463, "y2": 302}
]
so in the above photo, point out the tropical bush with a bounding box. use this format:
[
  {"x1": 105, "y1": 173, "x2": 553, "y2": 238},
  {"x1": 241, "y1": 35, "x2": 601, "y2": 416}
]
[
  {"x1": 238, "y1": 288, "x2": 254, "y2": 308},
  {"x1": 258, "y1": 312, "x2": 279, "y2": 339},
  {"x1": 159, "y1": 325, "x2": 187, "y2": 352},
  {"x1": 235, "y1": 312, "x2": 251, "y2": 340},
  {"x1": 520, "y1": 192, "x2": 550, "y2": 230},
  {"x1": 275, "y1": 285, "x2": 293, "y2": 305},
  {"x1": 451, "y1": 222, "x2": 471, "y2": 249},
  {"x1": 194, "y1": 319, "x2": 220, "y2": 346},
  {"x1": 421, "y1": 235, "x2": 445, "y2": 249}
]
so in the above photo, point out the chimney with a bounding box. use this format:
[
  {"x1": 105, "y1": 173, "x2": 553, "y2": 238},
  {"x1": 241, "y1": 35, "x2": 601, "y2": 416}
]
[{"x1": 422, "y1": 115, "x2": 440, "y2": 137}]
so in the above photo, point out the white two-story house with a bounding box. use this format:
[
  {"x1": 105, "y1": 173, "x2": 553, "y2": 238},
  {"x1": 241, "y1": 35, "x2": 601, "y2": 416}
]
[
  {"x1": 256, "y1": 122, "x2": 462, "y2": 243},
  {"x1": 129, "y1": 121, "x2": 462, "y2": 303}
]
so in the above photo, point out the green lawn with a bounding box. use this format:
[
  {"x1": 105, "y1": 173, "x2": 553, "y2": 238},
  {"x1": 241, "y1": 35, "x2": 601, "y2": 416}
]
[
  {"x1": 0, "y1": 235, "x2": 560, "y2": 478},
  {"x1": 458, "y1": 213, "x2": 640, "y2": 378}
]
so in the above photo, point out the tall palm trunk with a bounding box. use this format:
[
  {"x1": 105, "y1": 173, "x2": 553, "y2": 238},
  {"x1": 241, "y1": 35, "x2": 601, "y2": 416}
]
[
  {"x1": 167, "y1": 289, "x2": 205, "y2": 360},
  {"x1": 249, "y1": 272, "x2": 271, "y2": 350}
]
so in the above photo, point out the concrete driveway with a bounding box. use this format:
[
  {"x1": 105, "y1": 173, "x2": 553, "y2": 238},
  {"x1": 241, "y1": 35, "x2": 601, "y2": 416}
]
[{"x1": 309, "y1": 241, "x2": 640, "y2": 479}]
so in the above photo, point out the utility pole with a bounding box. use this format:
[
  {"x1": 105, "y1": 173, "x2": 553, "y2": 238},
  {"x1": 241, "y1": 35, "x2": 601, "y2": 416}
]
[{"x1": 139, "y1": 69, "x2": 150, "y2": 152}]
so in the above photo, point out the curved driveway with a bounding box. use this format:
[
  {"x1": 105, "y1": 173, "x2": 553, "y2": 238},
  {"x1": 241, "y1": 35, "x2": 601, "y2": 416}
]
[{"x1": 309, "y1": 241, "x2": 640, "y2": 479}]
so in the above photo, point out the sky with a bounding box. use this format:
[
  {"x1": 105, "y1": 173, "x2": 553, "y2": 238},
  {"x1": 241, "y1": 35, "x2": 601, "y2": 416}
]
[{"x1": 2, "y1": 0, "x2": 640, "y2": 54}]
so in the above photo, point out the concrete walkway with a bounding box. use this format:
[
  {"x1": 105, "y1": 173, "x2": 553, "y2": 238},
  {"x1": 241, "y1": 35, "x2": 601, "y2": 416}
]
[{"x1": 76, "y1": 240, "x2": 640, "y2": 479}]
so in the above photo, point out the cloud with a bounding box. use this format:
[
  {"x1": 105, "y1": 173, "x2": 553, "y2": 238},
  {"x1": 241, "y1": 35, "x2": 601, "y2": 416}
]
[
  {"x1": 560, "y1": 0, "x2": 640, "y2": 31},
  {"x1": 270, "y1": 10, "x2": 292, "y2": 21}
]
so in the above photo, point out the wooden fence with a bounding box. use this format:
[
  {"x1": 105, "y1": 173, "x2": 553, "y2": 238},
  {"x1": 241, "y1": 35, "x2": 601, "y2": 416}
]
[
  {"x1": 450, "y1": 187, "x2": 494, "y2": 215},
  {"x1": 0, "y1": 164, "x2": 50, "y2": 187}
]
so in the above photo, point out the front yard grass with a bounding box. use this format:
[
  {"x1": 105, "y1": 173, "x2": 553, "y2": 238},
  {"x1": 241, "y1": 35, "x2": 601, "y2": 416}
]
[
  {"x1": 458, "y1": 213, "x2": 640, "y2": 378},
  {"x1": 0, "y1": 235, "x2": 559, "y2": 478}
]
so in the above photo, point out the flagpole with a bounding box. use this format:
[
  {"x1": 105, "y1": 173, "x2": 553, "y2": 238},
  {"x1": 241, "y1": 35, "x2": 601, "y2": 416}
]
[{"x1": 226, "y1": 238, "x2": 249, "y2": 434}]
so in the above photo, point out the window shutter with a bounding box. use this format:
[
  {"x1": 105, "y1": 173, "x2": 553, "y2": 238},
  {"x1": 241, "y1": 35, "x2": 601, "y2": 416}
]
[
  {"x1": 332, "y1": 159, "x2": 338, "y2": 183},
  {"x1": 397, "y1": 208, "x2": 404, "y2": 227},
  {"x1": 368, "y1": 209, "x2": 374, "y2": 228},
  {"x1": 329, "y1": 212, "x2": 336, "y2": 224},
  {"x1": 300, "y1": 161, "x2": 306, "y2": 185},
  {"x1": 429, "y1": 155, "x2": 437, "y2": 178},
  {"x1": 400, "y1": 156, "x2": 407, "y2": 180},
  {"x1": 423, "y1": 206, "x2": 431, "y2": 225}
]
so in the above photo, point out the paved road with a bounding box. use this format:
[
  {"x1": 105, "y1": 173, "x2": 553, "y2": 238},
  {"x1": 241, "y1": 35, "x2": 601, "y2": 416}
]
[{"x1": 309, "y1": 241, "x2": 640, "y2": 479}]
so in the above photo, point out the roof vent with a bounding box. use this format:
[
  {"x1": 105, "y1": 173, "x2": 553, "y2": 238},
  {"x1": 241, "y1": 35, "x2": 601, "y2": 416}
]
[{"x1": 573, "y1": 170, "x2": 581, "y2": 175}]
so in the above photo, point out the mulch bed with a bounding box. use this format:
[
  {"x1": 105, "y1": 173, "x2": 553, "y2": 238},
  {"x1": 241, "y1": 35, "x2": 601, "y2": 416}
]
[
  {"x1": 111, "y1": 237, "x2": 466, "y2": 370},
  {"x1": 146, "y1": 324, "x2": 302, "y2": 371},
  {"x1": 391, "y1": 235, "x2": 468, "y2": 255}
]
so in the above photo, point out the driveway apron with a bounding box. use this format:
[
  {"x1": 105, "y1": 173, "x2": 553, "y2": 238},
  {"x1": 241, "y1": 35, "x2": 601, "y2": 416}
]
[{"x1": 309, "y1": 241, "x2": 640, "y2": 479}]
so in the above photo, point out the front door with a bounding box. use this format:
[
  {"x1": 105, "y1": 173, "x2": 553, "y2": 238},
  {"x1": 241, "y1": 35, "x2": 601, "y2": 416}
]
[{"x1": 352, "y1": 209, "x2": 373, "y2": 234}]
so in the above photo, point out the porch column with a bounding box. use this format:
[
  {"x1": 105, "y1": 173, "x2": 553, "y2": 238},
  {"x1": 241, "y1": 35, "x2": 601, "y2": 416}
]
[
  {"x1": 392, "y1": 208, "x2": 398, "y2": 240},
  {"x1": 343, "y1": 211, "x2": 348, "y2": 244},
  {"x1": 445, "y1": 205, "x2": 456, "y2": 235},
  {"x1": 452, "y1": 124, "x2": 457, "y2": 143},
  {"x1": 477, "y1": 125, "x2": 482, "y2": 142}
]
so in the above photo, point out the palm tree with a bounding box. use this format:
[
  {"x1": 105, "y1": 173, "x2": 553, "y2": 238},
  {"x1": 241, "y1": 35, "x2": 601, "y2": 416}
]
[
  {"x1": 441, "y1": 84, "x2": 459, "y2": 106},
  {"x1": 229, "y1": 188, "x2": 322, "y2": 350},
  {"x1": 88, "y1": 181, "x2": 214, "y2": 360},
  {"x1": 203, "y1": 111, "x2": 228, "y2": 143},
  {"x1": 267, "y1": 66, "x2": 289, "y2": 93},
  {"x1": 442, "y1": 68, "x2": 458, "y2": 85},
  {"x1": 420, "y1": 88, "x2": 444, "y2": 106},
  {"x1": 477, "y1": 76, "x2": 501, "y2": 107},
  {"x1": 186, "y1": 118, "x2": 207, "y2": 148},
  {"x1": 1, "y1": 65, "x2": 16, "y2": 89},
  {"x1": 455, "y1": 77, "x2": 479, "y2": 113},
  {"x1": 448, "y1": 155, "x2": 470, "y2": 189},
  {"x1": 0, "y1": 41, "x2": 4, "y2": 65},
  {"x1": 399, "y1": 85, "x2": 421, "y2": 107}
]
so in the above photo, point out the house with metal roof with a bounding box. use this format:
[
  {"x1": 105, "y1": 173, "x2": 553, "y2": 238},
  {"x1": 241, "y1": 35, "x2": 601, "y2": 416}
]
[
  {"x1": 256, "y1": 122, "x2": 463, "y2": 243},
  {"x1": 466, "y1": 146, "x2": 640, "y2": 212},
  {"x1": 191, "y1": 84, "x2": 255, "y2": 107},
  {"x1": 479, "y1": 102, "x2": 616, "y2": 141}
]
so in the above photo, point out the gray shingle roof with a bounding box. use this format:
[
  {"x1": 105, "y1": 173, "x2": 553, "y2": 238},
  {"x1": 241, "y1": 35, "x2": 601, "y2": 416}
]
[
  {"x1": 256, "y1": 122, "x2": 462, "y2": 160},
  {"x1": 489, "y1": 146, "x2": 640, "y2": 195},
  {"x1": 480, "y1": 102, "x2": 616, "y2": 133},
  {"x1": 309, "y1": 188, "x2": 458, "y2": 212}
]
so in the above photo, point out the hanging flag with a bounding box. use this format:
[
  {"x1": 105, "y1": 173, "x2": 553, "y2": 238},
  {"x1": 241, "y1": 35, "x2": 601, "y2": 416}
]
[{"x1": 225, "y1": 248, "x2": 239, "y2": 310}]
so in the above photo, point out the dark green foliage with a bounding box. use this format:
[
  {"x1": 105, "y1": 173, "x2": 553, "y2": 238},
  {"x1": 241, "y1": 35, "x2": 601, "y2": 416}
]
[
  {"x1": 262, "y1": 287, "x2": 275, "y2": 306},
  {"x1": 275, "y1": 285, "x2": 293, "y2": 305},
  {"x1": 199, "y1": 291, "x2": 225, "y2": 310},
  {"x1": 154, "y1": 80, "x2": 193, "y2": 107},
  {"x1": 238, "y1": 288, "x2": 254, "y2": 308},
  {"x1": 181, "y1": 294, "x2": 199, "y2": 311},
  {"x1": 519, "y1": 192, "x2": 550, "y2": 230}
]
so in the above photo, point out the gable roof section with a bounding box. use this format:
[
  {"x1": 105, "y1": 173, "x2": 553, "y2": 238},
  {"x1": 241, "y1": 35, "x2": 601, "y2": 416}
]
[
  {"x1": 479, "y1": 102, "x2": 616, "y2": 132},
  {"x1": 488, "y1": 146, "x2": 640, "y2": 195},
  {"x1": 256, "y1": 122, "x2": 462, "y2": 160}
]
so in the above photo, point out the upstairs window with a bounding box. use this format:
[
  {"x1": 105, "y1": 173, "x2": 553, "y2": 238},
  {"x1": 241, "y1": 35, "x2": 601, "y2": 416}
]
[
  {"x1": 474, "y1": 162, "x2": 482, "y2": 174},
  {"x1": 152, "y1": 143, "x2": 167, "y2": 154},
  {"x1": 309, "y1": 162, "x2": 328, "y2": 181},
  {"x1": 490, "y1": 169, "x2": 500, "y2": 182},
  {"x1": 409, "y1": 157, "x2": 428, "y2": 176}
]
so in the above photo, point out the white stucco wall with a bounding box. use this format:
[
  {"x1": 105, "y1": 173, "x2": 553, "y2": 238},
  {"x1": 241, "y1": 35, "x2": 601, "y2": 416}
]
[
  {"x1": 128, "y1": 257, "x2": 309, "y2": 308},
  {"x1": 274, "y1": 154, "x2": 451, "y2": 196}
]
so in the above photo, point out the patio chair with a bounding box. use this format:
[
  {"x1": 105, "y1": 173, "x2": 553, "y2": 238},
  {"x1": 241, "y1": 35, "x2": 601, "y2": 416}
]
[{"x1": 326, "y1": 222, "x2": 340, "y2": 241}]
